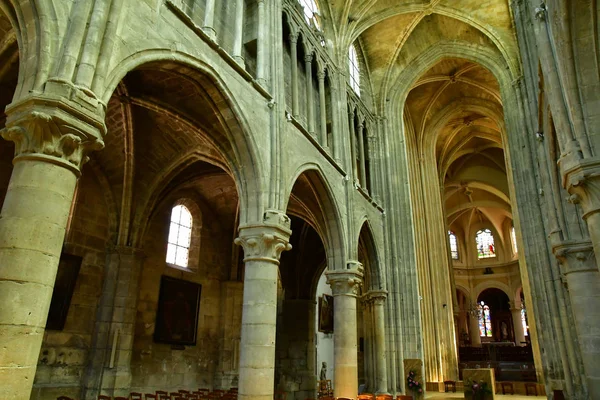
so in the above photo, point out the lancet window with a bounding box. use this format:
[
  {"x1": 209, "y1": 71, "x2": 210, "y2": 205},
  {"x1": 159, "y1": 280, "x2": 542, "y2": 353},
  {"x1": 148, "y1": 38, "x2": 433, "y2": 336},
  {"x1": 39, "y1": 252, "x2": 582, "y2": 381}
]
[
  {"x1": 166, "y1": 205, "x2": 193, "y2": 268},
  {"x1": 448, "y1": 231, "x2": 459, "y2": 260}
]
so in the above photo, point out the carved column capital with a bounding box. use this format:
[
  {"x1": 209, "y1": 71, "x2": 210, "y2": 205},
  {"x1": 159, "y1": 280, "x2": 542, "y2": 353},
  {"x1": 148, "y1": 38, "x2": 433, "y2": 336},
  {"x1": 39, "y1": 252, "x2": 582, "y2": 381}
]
[
  {"x1": 289, "y1": 32, "x2": 299, "y2": 44},
  {"x1": 317, "y1": 70, "x2": 326, "y2": 80},
  {"x1": 563, "y1": 158, "x2": 600, "y2": 220},
  {"x1": 234, "y1": 210, "x2": 292, "y2": 264},
  {"x1": 304, "y1": 54, "x2": 313, "y2": 63},
  {"x1": 326, "y1": 263, "x2": 363, "y2": 297},
  {"x1": 553, "y1": 240, "x2": 597, "y2": 275},
  {"x1": 1, "y1": 96, "x2": 105, "y2": 176},
  {"x1": 369, "y1": 290, "x2": 388, "y2": 305}
]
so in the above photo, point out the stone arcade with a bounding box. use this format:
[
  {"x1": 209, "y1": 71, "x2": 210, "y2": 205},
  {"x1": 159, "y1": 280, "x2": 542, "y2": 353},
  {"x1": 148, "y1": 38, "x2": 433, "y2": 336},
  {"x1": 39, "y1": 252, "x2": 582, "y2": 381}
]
[{"x1": 0, "y1": 1, "x2": 598, "y2": 399}]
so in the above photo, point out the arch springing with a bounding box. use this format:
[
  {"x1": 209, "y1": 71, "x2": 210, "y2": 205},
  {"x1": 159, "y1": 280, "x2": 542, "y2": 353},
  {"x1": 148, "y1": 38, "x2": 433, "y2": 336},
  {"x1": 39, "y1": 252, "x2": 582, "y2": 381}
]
[
  {"x1": 476, "y1": 229, "x2": 495, "y2": 259},
  {"x1": 166, "y1": 205, "x2": 193, "y2": 268},
  {"x1": 349, "y1": 44, "x2": 361, "y2": 95}
]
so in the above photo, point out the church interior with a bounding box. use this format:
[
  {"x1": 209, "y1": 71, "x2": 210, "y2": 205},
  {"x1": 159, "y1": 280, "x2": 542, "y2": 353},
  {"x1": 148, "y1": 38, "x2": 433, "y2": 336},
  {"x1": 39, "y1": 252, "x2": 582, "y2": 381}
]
[{"x1": 0, "y1": 1, "x2": 598, "y2": 400}]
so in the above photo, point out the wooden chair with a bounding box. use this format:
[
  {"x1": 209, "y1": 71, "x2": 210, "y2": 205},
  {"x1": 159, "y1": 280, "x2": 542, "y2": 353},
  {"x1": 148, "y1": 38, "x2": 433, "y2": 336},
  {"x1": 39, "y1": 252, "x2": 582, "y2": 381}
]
[
  {"x1": 358, "y1": 394, "x2": 374, "y2": 400},
  {"x1": 131, "y1": 393, "x2": 143, "y2": 400},
  {"x1": 500, "y1": 382, "x2": 514, "y2": 395},
  {"x1": 156, "y1": 391, "x2": 170, "y2": 400},
  {"x1": 317, "y1": 380, "x2": 333, "y2": 398},
  {"x1": 145, "y1": 395, "x2": 158, "y2": 400},
  {"x1": 98, "y1": 396, "x2": 111, "y2": 400},
  {"x1": 525, "y1": 383, "x2": 538, "y2": 396},
  {"x1": 171, "y1": 393, "x2": 185, "y2": 400},
  {"x1": 376, "y1": 394, "x2": 393, "y2": 400},
  {"x1": 443, "y1": 380, "x2": 457, "y2": 393},
  {"x1": 115, "y1": 397, "x2": 129, "y2": 400},
  {"x1": 396, "y1": 396, "x2": 412, "y2": 400}
]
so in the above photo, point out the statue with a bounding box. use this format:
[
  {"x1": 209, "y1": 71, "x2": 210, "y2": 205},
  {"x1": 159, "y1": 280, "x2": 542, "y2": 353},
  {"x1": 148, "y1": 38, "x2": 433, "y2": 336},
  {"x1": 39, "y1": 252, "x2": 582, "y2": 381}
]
[{"x1": 319, "y1": 361, "x2": 327, "y2": 380}]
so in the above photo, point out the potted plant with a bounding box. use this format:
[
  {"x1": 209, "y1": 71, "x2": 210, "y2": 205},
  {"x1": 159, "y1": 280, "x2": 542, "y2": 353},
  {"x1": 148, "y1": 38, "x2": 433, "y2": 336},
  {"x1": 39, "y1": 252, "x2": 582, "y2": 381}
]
[{"x1": 464, "y1": 378, "x2": 492, "y2": 400}]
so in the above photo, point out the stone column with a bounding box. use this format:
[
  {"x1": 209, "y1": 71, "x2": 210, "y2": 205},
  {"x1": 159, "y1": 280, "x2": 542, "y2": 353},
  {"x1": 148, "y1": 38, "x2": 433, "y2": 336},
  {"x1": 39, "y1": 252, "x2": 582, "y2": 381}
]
[
  {"x1": 349, "y1": 111, "x2": 358, "y2": 180},
  {"x1": 255, "y1": 0, "x2": 267, "y2": 86},
  {"x1": 232, "y1": 0, "x2": 245, "y2": 67},
  {"x1": 357, "y1": 122, "x2": 367, "y2": 189},
  {"x1": 326, "y1": 264, "x2": 363, "y2": 399},
  {"x1": 202, "y1": 0, "x2": 217, "y2": 40},
  {"x1": 83, "y1": 247, "x2": 144, "y2": 399},
  {"x1": 469, "y1": 310, "x2": 481, "y2": 347},
  {"x1": 330, "y1": 79, "x2": 339, "y2": 161},
  {"x1": 510, "y1": 303, "x2": 526, "y2": 347},
  {"x1": 305, "y1": 54, "x2": 314, "y2": 135},
  {"x1": 554, "y1": 240, "x2": 600, "y2": 396},
  {"x1": 289, "y1": 33, "x2": 299, "y2": 118},
  {"x1": 562, "y1": 163, "x2": 600, "y2": 396},
  {"x1": 317, "y1": 68, "x2": 328, "y2": 147},
  {"x1": 0, "y1": 99, "x2": 105, "y2": 399},
  {"x1": 234, "y1": 211, "x2": 292, "y2": 400},
  {"x1": 371, "y1": 291, "x2": 389, "y2": 394}
]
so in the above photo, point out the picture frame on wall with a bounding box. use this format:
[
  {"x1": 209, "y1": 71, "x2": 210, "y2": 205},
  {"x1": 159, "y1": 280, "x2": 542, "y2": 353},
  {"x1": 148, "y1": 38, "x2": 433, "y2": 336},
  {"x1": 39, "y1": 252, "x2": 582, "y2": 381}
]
[
  {"x1": 318, "y1": 294, "x2": 334, "y2": 333},
  {"x1": 46, "y1": 253, "x2": 83, "y2": 331},
  {"x1": 154, "y1": 275, "x2": 202, "y2": 346}
]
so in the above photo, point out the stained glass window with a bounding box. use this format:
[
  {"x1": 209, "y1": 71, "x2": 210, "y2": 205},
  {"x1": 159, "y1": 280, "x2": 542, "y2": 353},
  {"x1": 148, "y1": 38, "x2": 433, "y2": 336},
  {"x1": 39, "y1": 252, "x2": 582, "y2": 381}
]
[
  {"x1": 478, "y1": 301, "x2": 492, "y2": 337},
  {"x1": 166, "y1": 205, "x2": 192, "y2": 268},
  {"x1": 521, "y1": 307, "x2": 528, "y2": 336},
  {"x1": 511, "y1": 226, "x2": 518, "y2": 254},
  {"x1": 349, "y1": 44, "x2": 360, "y2": 95},
  {"x1": 448, "y1": 231, "x2": 459, "y2": 260},
  {"x1": 298, "y1": 0, "x2": 321, "y2": 30},
  {"x1": 476, "y1": 229, "x2": 496, "y2": 259}
]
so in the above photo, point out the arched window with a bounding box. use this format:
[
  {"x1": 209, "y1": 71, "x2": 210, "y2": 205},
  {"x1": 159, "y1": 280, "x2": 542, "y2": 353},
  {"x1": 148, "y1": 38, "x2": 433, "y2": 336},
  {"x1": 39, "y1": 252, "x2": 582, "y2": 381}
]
[
  {"x1": 349, "y1": 44, "x2": 360, "y2": 95},
  {"x1": 298, "y1": 0, "x2": 321, "y2": 30},
  {"x1": 478, "y1": 301, "x2": 492, "y2": 337},
  {"x1": 476, "y1": 229, "x2": 495, "y2": 259},
  {"x1": 166, "y1": 205, "x2": 193, "y2": 268},
  {"x1": 511, "y1": 226, "x2": 518, "y2": 254},
  {"x1": 448, "y1": 231, "x2": 459, "y2": 260},
  {"x1": 521, "y1": 307, "x2": 528, "y2": 336}
]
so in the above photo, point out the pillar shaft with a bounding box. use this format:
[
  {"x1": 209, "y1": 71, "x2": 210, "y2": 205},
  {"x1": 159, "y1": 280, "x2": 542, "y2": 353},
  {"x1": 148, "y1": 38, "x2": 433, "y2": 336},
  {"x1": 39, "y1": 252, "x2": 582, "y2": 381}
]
[
  {"x1": 256, "y1": 0, "x2": 267, "y2": 85},
  {"x1": 371, "y1": 291, "x2": 388, "y2": 394},
  {"x1": 357, "y1": 122, "x2": 367, "y2": 189},
  {"x1": 305, "y1": 55, "x2": 314, "y2": 135},
  {"x1": 235, "y1": 211, "x2": 292, "y2": 400},
  {"x1": 232, "y1": 0, "x2": 245, "y2": 66},
  {"x1": 202, "y1": 0, "x2": 217, "y2": 40},
  {"x1": 349, "y1": 112, "x2": 358, "y2": 179},
  {"x1": 511, "y1": 307, "x2": 526, "y2": 346},
  {"x1": 290, "y1": 34, "x2": 299, "y2": 118},
  {"x1": 0, "y1": 102, "x2": 104, "y2": 399},
  {"x1": 326, "y1": 265, "x2": 363, "y2": 399},
  {"x1": 318, "y1": 70, "x2": 328, "y2": 147},
  {"x1": 469, "y1": 311, "x2": 481, "y2": 347}
]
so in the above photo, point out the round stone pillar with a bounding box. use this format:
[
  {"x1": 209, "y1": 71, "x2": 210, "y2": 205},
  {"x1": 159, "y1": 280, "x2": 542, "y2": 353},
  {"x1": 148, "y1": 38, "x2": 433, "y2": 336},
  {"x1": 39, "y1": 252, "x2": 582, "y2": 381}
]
[
  {"x1": 325, "y1": 263, "x2": 363, "y2": 399},
  {"x1": 371, "y1": 290, "x2": 389, "y2": 394},
  {"x1": 469, "y1": 309, "x2": 481, "y2": 347},
  {"x1": 234, "y1": 211, "x2": 292, "y2": 400},
  {"x1": 509, "y1": 302, "x2": 526, "y2": 346},
  {"x1": 0, "y1": 99, "x2": 105, "y2": 399}
]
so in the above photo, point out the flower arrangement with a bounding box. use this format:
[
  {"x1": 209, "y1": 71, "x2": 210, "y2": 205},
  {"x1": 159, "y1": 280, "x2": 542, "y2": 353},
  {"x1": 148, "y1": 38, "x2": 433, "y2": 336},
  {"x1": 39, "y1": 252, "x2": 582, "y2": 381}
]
[
  {"x1": 406, "y1": 370, "x2": 423, "y2": 394},
  {"x1": 464, "y1": 378, "x2": 492, "y2": 400}
]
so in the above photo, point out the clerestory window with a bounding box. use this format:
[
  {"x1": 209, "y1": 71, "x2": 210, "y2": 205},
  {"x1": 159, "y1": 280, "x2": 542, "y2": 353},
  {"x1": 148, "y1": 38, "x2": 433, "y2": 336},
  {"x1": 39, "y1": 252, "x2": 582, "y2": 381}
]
[
  {"x1": 298, "y1": 0, "x2": 321, "y2": 30},
  {"x1": 349, "y1": 44, "x2": 361, "y2": 95},
  {"x1": 448, "y1": 231, "x2": 459, "y2": 260},
  {"x1": 476, "y1": 229, "x2": 495, "y2": 259},
  {"x1": 166, "y1": 204, "x2": 193, "y2": 268}
]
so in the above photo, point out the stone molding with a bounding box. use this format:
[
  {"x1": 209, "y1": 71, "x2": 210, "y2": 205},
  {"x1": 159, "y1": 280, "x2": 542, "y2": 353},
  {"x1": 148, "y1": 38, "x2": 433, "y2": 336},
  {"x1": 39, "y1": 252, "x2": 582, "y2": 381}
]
[
  {"x1": 0, "y1": 95, "x2": 105, "y2": 175},
  {"x1": 234, "y1": 210, "x2": 292, "y2": 264},
  {"x1": 369, "y1": 290, "x2": 388, "y2": 305},
  {"x1": 326, "y1": 264, "x2": 364, "y2": 297},
  {"x1": 553, "y1": 240, "x2": 597, "y2": 275},
  {"x1": 563, "y1": 158, "x2": 600, "y2": 220}
]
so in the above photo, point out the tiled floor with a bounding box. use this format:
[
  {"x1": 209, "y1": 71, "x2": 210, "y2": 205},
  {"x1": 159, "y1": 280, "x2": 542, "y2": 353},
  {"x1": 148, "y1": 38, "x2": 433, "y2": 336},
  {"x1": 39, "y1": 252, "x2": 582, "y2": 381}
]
[{"x1": 425, "y1": 392, "x2": 546, "y2": 399}]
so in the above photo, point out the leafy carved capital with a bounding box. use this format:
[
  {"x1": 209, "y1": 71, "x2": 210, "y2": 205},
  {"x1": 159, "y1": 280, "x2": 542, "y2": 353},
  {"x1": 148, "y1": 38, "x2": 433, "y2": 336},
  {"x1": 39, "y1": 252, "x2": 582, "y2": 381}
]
[
  {"x1": 326, "y1": 266, "x2": 364, "y2": 297},
  {"x1": 563, "y1": 159, "x2": 600, "y2": 220},
  {"x1": 234, "y1": 210, "x2": 292, "y2": 264}
]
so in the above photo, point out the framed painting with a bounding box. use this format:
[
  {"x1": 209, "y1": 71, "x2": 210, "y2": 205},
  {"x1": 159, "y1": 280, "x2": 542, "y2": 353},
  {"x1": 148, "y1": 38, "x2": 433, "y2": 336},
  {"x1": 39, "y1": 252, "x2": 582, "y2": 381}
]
[
  {"x1": 318, "y1": 294, "x2": 334, "y2": 333},
  {"x1": 46, "y1": 253, "x2": 83, "y2": 331},
  {"x1": 154, "y1": 276, "x2": 202, "y2": 345}
]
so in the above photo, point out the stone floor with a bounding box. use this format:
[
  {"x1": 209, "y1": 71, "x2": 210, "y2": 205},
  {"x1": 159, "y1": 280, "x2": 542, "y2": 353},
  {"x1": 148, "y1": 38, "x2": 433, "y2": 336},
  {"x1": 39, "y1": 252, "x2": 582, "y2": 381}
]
[{"x1": 425, "y1": 392, "x2": 546, "y2": 399}]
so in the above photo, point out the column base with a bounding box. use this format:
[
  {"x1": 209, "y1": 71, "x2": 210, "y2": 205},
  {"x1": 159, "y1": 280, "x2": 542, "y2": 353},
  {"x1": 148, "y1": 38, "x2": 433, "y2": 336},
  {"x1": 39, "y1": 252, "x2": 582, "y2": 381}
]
[
  {"x1": 202, "y1": 27, "x2": 217, "y2": 41},
  {"x1": 233, "y1": 55, "x2": 246, "y2": 69}
]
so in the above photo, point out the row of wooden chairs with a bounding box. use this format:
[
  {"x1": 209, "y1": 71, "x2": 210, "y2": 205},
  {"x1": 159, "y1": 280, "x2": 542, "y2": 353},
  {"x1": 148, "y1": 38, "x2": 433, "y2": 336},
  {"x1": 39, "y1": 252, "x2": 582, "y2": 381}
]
[{"x1": 57, "y1": 388, "x2": 238, "y2": 400}]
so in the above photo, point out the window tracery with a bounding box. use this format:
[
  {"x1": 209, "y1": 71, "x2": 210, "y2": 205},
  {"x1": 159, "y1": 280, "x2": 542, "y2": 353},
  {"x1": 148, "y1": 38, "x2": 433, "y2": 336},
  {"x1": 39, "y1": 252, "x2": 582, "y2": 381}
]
[
  {"x1": 166, "y1": 204, "x2": 193, "y2": 268},
  {"x1": 476, "y1": 229, "x2": 495, "y2": 259}
]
